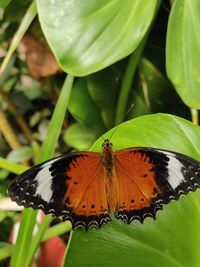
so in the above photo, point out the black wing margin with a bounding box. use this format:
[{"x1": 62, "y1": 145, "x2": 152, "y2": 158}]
[
  {"x1": 140, "y1": 148, "x2": 200, "y2": 206},
  {"x1": 8, "y1": 154, "x2": 84, "y2": 218}
]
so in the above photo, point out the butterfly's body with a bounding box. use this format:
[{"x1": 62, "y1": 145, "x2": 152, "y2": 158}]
[
  {"x1": 8, "y1": 139, "x2": 200, "y2": 229},
  {"x1": 101, "y1": 140, "x2": 119, "y2": 211}
]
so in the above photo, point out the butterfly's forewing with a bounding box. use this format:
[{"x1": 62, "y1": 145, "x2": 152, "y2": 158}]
[
  {"x1": 8, "y1": 151, "x2": 109, "y2": 229},
  {"x1": 115, "y1": 148, "x2": 200, "y2": 223}
]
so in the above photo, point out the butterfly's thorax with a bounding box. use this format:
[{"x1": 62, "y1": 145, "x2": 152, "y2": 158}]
[
  {"x1": 101, "y1": 146, "x2": 114, "y2": 177},
  {"x1": 101, "y1": 139, "x2": 119, "y2": 211}
]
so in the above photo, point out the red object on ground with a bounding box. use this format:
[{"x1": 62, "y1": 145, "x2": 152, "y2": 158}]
[{"x1": 38, "y1": 237, "x2": 66, "y2": 267}]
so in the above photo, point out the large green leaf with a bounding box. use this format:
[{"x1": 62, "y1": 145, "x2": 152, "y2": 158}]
[
  {"x1": 166, "y1": 0, "x2": 200, "y2": 109},
  {"x1": 64, "y1": 114, "x2": 200, "y2": 267},
  {"x1": 36, "y1": 0, "x2": 159, "y2": 76}
]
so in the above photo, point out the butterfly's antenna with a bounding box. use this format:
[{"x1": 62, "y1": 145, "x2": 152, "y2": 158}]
[
  {"x1": 162, "y1": 1, "x2": 170, "y2": 13},
  {"x1": 108, "y1": 103, "x2": 135, "y2": 142},
  {"x1": 69, "y1": 112, "x2": 99, "y2": 144},
  {"x1": 125, "y1": 103, "x2": 135, "y2": 118},
  {"x1": 70, "y1": 112, "x2": 91, "y2": 130},
  {"x1": 107, "y1": 124, "x2": 119, "y2": 141}
]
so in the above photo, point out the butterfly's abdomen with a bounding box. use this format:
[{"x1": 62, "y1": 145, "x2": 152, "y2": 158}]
[{"x1": 101, "y1": 146, "x2": 119, "y2": 211}]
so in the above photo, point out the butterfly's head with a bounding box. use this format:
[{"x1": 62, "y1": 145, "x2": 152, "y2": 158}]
[{"x1": 102, "y1": 139, "x2": 113, "y2": 149}]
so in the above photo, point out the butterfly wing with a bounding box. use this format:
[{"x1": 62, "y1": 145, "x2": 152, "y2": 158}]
[
  {"x1": 8, "y1": 152, "x2": 110, "y2": 229},
  {"x1": 114, "y1": 147, "x2": 200, "y2": 223}
]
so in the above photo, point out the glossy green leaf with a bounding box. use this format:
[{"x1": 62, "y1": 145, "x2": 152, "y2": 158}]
[
  {"x1": 36, "y1": 0, "x2": 159, "y2": 76},
  {"x1": 166, "y1": 0, "x2": 200, "y2": 109},
  {"x1": 64, "y1": 114, "x2": 200, "y2": 267}
]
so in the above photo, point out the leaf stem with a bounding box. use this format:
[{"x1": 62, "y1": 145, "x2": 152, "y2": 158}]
[
  {"x1": 0, "y1": 157, "x2": 28, "y2": 174},
  {"x1": 191, "y1": 108, "x2": 199, "y2": 125},
  {"x1": 61, "y1": 229, "x2": 74, "y2": 267},
  {"x1": 25, "y1": 215, "x2": 53, "y2": 267},
  {"x1": 115, "y1": 38, "x2": 146, "y2": 125},
  {"x1": 0, "y1": 1, "x2": 37, "y2": 75},
  {"x1": 42, "y1": 222, "x2": 72, "y2": 242},
  {"x1": 38, "y1": 74, "x2": 74, "y2": 162},
  {"x1": 10, "y1": 209, "x2": 37, "y2": 267}
]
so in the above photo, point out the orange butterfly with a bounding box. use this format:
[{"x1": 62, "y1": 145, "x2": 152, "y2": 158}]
[{"x1": 8, "y1": 139, "x2": 200, "y2": 229}]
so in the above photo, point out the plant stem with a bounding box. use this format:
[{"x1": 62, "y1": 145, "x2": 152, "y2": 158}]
[
  {"x1": 191, "y1": 108, "x2": 199, "y2": 125},
  {"x1": 115, "y1": 38, "x2": 146, "y2": 125},
  {"x1": 114, "y1": 0, "x2": 161, "y2": 126},
  {"x1": 9, "y1": 209, "x2": 37, "y2": 267},
  {"x1": 38, "y1": 74, "x2": 74, "y2": 162},
  {"x1": 61, "y1": 229, "x2": 74, "y2": 267},
  {"x1": 42, "y1": 222, "x2": 72, "y2": 242},
  {"x1": 25, "y1": 215, "x2": 53, "y2": 267},
  {"x1": 0, "y1": 1, "x2": 37, "y2": 74},
  {"x1": 0, "y1": 157, "x2": 28, "y2": 174}
]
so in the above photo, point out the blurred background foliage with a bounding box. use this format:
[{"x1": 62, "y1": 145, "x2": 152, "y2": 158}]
[{"x1": 0, "y1": 0, "x2": 199, "y2": 266}]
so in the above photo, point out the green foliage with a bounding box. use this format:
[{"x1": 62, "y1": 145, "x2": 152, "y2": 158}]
[
  {"x1": 166, "y1": 0, "x2": 200, "y2": 108},
  {"x1": 0, "y1": 1, "x2": 200, "y2": 267},
  {"x1": 36, "y1": 0, "x2": 159, "y2": 76}
]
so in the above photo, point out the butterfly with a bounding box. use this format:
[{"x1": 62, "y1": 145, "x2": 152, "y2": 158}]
[{"x1": 8, "y1": 139, "x2": 200, "y2": 230}]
